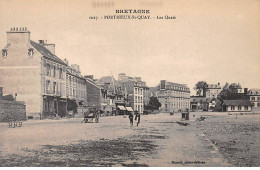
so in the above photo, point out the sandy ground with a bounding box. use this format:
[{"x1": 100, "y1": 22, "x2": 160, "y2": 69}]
[
  {"x1": 195, "y1": 112, "x2": 260, "y2": 167},
  {"x1": 0, "y1": 112, "x2": 259, "y2": 167}
]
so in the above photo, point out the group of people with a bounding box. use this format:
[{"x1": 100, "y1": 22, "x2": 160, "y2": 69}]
[{"x1": 129, "y1": 111, "x2": 141, "y2": 126}]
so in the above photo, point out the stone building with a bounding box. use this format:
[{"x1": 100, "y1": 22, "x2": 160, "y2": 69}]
[
  {"x1": 96, "y1": 76, "x2": 124, "y2": 115},
  {"x1": 222, "y1": 100, "x2": 252, "y2": 112},
  {"x1": 65, "y1": 62, "x2": 87, "y2": 116},
  {"x1": 205, "y1": 83, "x2": 222, "y2": 98},
  {"x1": 0, "y1": 27, "x2": 68, "y2": 119},
  {"x1": 84, "y1": 76, "x2": 101, "y2": 110},
  {"x1": 117, "y1": 73, "x2": 148, "y2": 114},
  {"x1": 156, "y1": 80, "x2": 190, "y2": 112},
  {"x1": 247, "y1": 88, "x2": 260, "y2": 111}
]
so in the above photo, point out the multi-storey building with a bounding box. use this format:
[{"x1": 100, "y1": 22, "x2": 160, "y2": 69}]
[
  {"x1": 84, "y1": 75, "x2": 101, "y2": 110},
  {"x1": 117, "y1": 73, "x2": 147, "y2": 114},
  {"x1": 96, "y1": 76, "x2": 119, "y2": 115},
  {"x1": 205, "y1": 83, "x2": 221, "y2": 98},
  {"x1": 156, "y1": 80, "x2": 190, "y2": 112},
  {"x1": 0, "y1": 27, "x2": 68, "y2": 119},
  {"x1": 247, "y1": 88, "x2": 260, "y2": 111},
  {"x1": 133, "y1": 82, "x2": 144, "y2": 113},
  {"x1": 65, "y1": 62, "x2": 87, "y2": 115}
]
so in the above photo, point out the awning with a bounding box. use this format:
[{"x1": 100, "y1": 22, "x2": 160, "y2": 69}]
[
  {"x1": 125, "y1": 107, "x2": 134, "y2": 112},
  {"x1": 117, "y1": 106, "x2": 126, "y2": 111}
]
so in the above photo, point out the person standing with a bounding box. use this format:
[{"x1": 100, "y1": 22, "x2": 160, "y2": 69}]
[
  {"x1": 129, "y1": 112, "x2": 134, "y2": 126},
  {"x1": 135, "y1": 112, "x2": 141, "y2": 126}
]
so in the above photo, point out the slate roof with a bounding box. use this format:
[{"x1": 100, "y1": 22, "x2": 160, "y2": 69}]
[
  {"x1": 223, "y1": 100, "x2": 252, "y2": 106},
  {"x1": 96, "y1": 76, "x2": 117, "y2": 85},
  {"x1": 30, "y1": 40, "x2": 67, "y2": 65},
  {"x1": 248, "y1": 88, "x2": 260, "y2": 95}
]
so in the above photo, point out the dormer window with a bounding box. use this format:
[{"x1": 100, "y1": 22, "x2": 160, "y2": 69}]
[
  {"x1": 2, "y1": 49, "x2": 7, "y2": 58},
  {"x1": 28, "y1": 48, "x2": 34, "y2": 57}
]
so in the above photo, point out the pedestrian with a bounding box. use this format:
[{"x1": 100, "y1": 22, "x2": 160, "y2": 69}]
[
  {"x1": 95, "y1": 110, "x2": 100, "y2": 123},
  {"x1": 129, "y1": 112, "x2": 134, "y2": 126},
  {"x1": 135, "y1": 112, "x2": 141, "y2": 126}
]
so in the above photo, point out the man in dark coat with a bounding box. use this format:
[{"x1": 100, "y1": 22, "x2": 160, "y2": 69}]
[
  {"x1": 135, "y1": 112, "x2": 141, "y2": 126},
  {"x1": 129, "y1": 112, "x2": 134, "y2": 126}
]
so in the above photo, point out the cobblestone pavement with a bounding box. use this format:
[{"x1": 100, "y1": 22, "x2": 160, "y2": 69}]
[{"x1": 1, "y1": 112, "x2": 256, "y2": 166}]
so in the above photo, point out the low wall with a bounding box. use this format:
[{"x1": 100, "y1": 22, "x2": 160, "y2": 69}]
[{"x1": 0, "y1": 100, "x2": 26, "y2": 122}]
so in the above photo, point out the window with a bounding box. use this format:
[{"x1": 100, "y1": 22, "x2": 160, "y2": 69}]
[
  {"x1": 28, "y1": 48, "x2": 34, "y2": 57},
  {"x1": 53, "y1": 82, "x2": 56, "y2": 94},
  {"x1": 135, "y1": 88, "x2": 137, "y2": 94},
  {"x1": 2, "y1": 49, "x2": 8, "y2": 57},
  {"x1": 46, "y1": 64, "x2": 51, "y2": 76},
  {"x1": 257, "y1": 97, "x2": 260, "y2": 101},
  {"x1": 53, "y1": 66, "x2": 56, "y2": 77},
  {"x1": 258, "y1": 103, "x2": 260, "y2": 107},
  {"x1": 60, "y1": 83, "x2": 62, "y2": 96},
  {"x1": 59, "y1": 68, "x2": 63, "y2": 79},
  {"x1": 245, "y1": 106, "x2": 248, "y2": 110},
  {"x1": 231, "y1": 106, "x2": 235, "y2": 110},
  {"x1": 238, "y1": 106, "x2": 241, "y2": 110},
  {"x1": 251, "y1": 97, "x2": 255, "y2": 101},
  {"x1": 46, "y1": 80, "x2": 50, "y2": 94}
]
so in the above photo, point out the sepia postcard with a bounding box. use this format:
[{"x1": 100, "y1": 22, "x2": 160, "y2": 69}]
[{"x1": 0, "y1": 0, "x2": 259, "y2": 167}]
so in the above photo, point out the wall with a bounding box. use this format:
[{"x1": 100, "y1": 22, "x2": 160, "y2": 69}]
[
  {"x1": 0, "y1": 30, "x2": 42, "y2": 117},
  {"x1": 227, "y1": 106, "x2": 252, "y2": 112},
  {"x1": 86, "y1": 80, "x2": 101, "y2": 109},
  {"x1": 0, "y1": 100, "x2": 26, "y2": 122}
]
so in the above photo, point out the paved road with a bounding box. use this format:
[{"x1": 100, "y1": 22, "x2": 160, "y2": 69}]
[{"x1": 0, "y1": 113, "x2": 230, "y2": 166}]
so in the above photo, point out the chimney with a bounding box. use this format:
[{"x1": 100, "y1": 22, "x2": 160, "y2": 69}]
[
  {"x1": 71, "y1": 64, "x2": 80, "y2": 73},
  {"x1": 7, "y1": 27, "x2": 31, "y2": 44},
  {"x1": 63, "y1": 59, "x2": 69, "y2": 65},
  {"x1": 244, "y1": 88, "x2": 248, "y2": 95},
  {"x1": 38, "y1": 40, "x2": 55, "y2": 54},
  {"x1": 160, "y1": 80, "x2": 166, "y2": 90}
]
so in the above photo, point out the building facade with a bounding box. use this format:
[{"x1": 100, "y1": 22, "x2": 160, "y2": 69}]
[
  {"x1": 222, "y1": 100, "x2": 252, "y2": 112},
  {"x1": 0, "y1": 28, "x2": 68, "y2": 119},
  {"x1": 205, "y1": 83, "x2": 221, "y2": 98},
  {"x1": 65, "y1": 62, "x2": 87, "y2": 116},
  {"x1": 117, "y1": 73, "x2": 147, "y2": 114},
  {"x1": 157, "y1": 80, "x2": 190, "y2": 112},
  {"x1": 247, "y1": 88, "x2": 260, "y2": 111}
]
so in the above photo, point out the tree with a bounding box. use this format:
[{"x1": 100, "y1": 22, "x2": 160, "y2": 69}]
[
  {"x1": 194, "y1": 81, "x2": 208, "y2": 96},
  {"x1": 147, "y1": 96, "x2": 161, "y2": 111},
  {"x1": 217, "y1": 88, "x2": 241, "y2": 103},
  {"x1": 223, "y1": 82, "x2": 229, "y2": 90}
]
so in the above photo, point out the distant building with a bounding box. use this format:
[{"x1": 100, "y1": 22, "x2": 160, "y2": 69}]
[
  {"x1": 247, "y1": 88, "x2": 260, "y2": 111},
  {"x1": 190, "y1": 96, "x2": 209, "y2": 111},
  {"x1": 66, "y1": 63, "x2": 87, "y2": 116},
  {"x1": 205, "y1": 83, "x2": 222, "y2": 98},
  {"x1": 117, "y1": 73, "x2": 148, "y2": 114},
  {"x1": 222, "y1": 100, "x2": 252, "y2": 112},
  {"x1": 0, "y1": 28, "x2": 68, "y2": 119},
  {"x1": 157, "y1": 80, "x2": 190, "y2": 112},
  {"x1": 229, "y1": 83, "x2": 243, "y2": 93},
  {"x1": 84, "y1": 76, "x2": 101, "y2": 110},
  {"x1": 96, "y1": 76, "x2": 120, "y2": 115}
]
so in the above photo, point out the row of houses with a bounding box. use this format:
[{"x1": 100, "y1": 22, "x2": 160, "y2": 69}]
[
  {"x1": 0, "y1": 28, "x2": 258, "y2": 120},
  {"x1": 0, "y1": 27, "x2": 190, "y2": 119},
  {"x1": 190, "y1": 82, "x2": 260, "y2": 112},
  {"x1": 0, "y1": 27, "x2": 103, "y2": 119}
]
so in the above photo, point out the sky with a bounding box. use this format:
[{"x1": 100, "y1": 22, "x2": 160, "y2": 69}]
[{"x1": 0, "y1": 0, "x2": 259, "y2": 95}]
